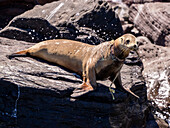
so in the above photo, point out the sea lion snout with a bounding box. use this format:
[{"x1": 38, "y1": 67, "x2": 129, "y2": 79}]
[{"x1": 130, "y1": 43, "x2": 138, "y2": 51}]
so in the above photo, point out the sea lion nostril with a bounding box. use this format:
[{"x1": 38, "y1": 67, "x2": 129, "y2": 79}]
[
  {"x1": 136, "y1": 41, "x2": 140, "y2": 45},
  {"x1": 134, "y1": 45, "x2": 137, "y2": 48}
]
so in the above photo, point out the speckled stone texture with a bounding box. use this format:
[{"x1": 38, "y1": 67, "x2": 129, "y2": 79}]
[
  {"x1": 129, "y1": 3, "x2": 170, "y2": 46},
  {"x1": 0, "y1": 0, "x2": 123, "y2": 44},
  {"x1": 0, "y1": 0, "x2": 168, "y2": 127},
  {"x1": 0, "y1": 37, "x2": 149, "y2": 128}
]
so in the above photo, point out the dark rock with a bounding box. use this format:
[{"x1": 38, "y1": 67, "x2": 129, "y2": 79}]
[
  {"x1": 146, "y1": 113, "x2": 159, "y2": 128},
  {"x1": 0, "y1": 18, "x2": 60, "y2": 43},
  {"x1": 0, "y1": 36, "x2": 150, "y2": 128},
  {"x1": 0, "y1": 0, "x2": 123, "y2": 44},
  {"x1": 0, "y1": 0, "x2": 58, "y2": 29},
  {"x1": 137, "y1": 36, "x2": 170, "y2": 126},
  {"x1": 112, "y1": 2, "x2": 129, "y2": 22},
  {"x1": 122, "y1": 0, "x2": 165, "y2": 6},
  {"x1": 137, "y1": 36, "x2": 170, "y2": 69},
  {"x1": 0, "y1": 0, "x2": 163, "y2": 127},
  {"x1": 129, "y1": 3, "x2": 170, "y2": 46}
]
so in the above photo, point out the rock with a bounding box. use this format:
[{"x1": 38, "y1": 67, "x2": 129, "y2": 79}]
[
  {"x1": 122, "y1": 0, "x2": 164, "y2": 6},
  {"x1": 0, "y1": 0, "x2": 165, "y2": 127},
  {"x1": 131, "y1": 27, "x2": 140, "y2": 36},
  {"x1": 108, "y1": 2, "x2": 134, "y2": 34},
  {"x1": 154, "y1": 116, "x2": 169, "y2": 128},
  {"x1": 1, "y1": 18, "x2": 60, "y2": 43},
  {"x1": 112, "y1": 2, "x2": 129, "y2": 22},
  {"x1": 0, "y1": 0, "x2": 57, "y2": 29},
  {"x1": 129, "y1": 3, "x2": 170, "y2": 46},
  {"x1": 137, "y1": 36, "x2": 170, "y2": 69},
  {"x1": 0, "y1": 36, "x2": 151, "y2": 128},
  {"x1": 0, "y1": 0, "x2": 123, "y2": 44},
  {"x1": 122, "y1": 23, "x2": 133, "y2": 33},
  {"x1": 137, "y1": 36, "x2": 170, "y2": 126}
]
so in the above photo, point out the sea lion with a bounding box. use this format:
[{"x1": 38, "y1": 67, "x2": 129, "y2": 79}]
[{"x1": 9, "y1": 34, "x2": 138, "y2": 98}]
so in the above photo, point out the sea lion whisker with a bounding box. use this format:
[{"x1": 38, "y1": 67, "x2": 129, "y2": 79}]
[{"x1": 109, "y1": 71, "x2": 120, "y2": 100}]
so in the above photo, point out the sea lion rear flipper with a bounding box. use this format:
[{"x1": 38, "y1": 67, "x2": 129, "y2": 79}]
[
  {"x1": 111, "y1": 73, "x2": 139, "y2": 99},
  {"x1": 7, "y1": 49, "x2": 29, "y2": 59}
]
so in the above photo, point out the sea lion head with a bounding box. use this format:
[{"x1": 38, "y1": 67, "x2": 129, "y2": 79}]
[
  {"x1": 115, "y1": 34, "x2": 138, "y2": 51},
  {"x1": 113, "y1": 34, "x2": 138, "y2": 59}
]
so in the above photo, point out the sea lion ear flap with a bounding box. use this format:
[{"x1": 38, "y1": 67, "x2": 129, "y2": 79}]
[{"x1": 121, "y1": 38, "x2": 124, "y2": 44}]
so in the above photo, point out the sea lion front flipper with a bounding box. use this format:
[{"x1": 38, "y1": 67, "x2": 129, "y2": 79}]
[
  {"x1": 71, "y1": 83, "x2": 93, "y2": 98},
  {"x1": 71, "y1": 89, "x2": 90, "y2": 98},
  {"x1": 71, "y1": 63, "x2": 97, "y2": 98}
]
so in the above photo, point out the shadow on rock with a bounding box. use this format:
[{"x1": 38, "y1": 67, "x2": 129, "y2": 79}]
[{"x1": 0, "y1": 78, "x2": 159, "y2": 128}]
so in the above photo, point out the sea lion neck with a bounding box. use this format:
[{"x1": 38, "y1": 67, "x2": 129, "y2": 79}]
[{"x1": 112, "y1": 40, "x2": 130, "y2": 61}]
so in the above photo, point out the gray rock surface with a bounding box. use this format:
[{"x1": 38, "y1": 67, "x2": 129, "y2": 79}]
[
  {"x1": 110, "y1": 0, "x2": 170, "y2": 126},
  {"x1": 0, "y1": 0, "x2": 57, "y2": 29},
  {"x1": 0, "y1": 36, "x2": 151, "y2": 128},
  {"x1": 129, "y1": 2, "x2": 170, "y2": 46},
  {"x1": 0, "y1": 0, "x2": 123, "y2": 44},
  {"x1": 122, "y1": 0, "x2": 165, "y2": 5},
  {"x1": 137, "y1": 36, "x2": 170, "y2": 127},
  {"x1": 0, "y1": 0, "x2": 167, "y2": 127}
]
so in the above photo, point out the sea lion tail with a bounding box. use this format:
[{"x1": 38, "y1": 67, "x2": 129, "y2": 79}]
[
  {"x1": 7, "y1": 49, "x2": 29, "y2": 59},
  {"x1": 14, "y1": 49, "x2": 29, "y2": 55}
]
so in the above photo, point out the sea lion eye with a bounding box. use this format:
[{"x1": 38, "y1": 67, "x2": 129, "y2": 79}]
[{"x1": 125, "y1": 40, "x2": 130, "y2": 44}]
